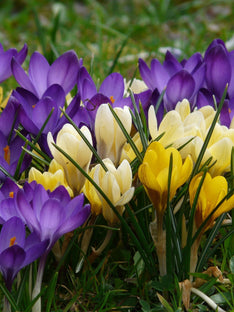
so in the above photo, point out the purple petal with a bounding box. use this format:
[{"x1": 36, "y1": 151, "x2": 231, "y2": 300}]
[
  {"x1": 42, "y1": 84, "x2": 65, "y2": 108},
  {"x1": 205, "y1": 44, "x2": 231, "y2": 99},
  {"x1": 0, "y1": 217, "x2": 25, "y2": 253},
  {"x1": 14, "y1": 43, "x2": 28, "y2": 64},
  {"x1": 99, "y1": 73, "x2": 124, "y2": 102},
  {"x1": 0, "y1": 97, "x2": 20, "y2": 137},
  {"x1": 0, "y1": 245, "x2": 25, "y2": 284},
  {"x1": 0, "y1": 50, "x2": 16, "y2": 82},
  {"x1": 11, "y1": 58, "x2": 37, "y2": 94},
  {"x1": 204, "y1": 39, "x2": 227, "y2": 59},
  {"x1": 32, "y1": 184, "x2": 50, "y2": 221},
  {"x1": 219, "y1": 99, "x2": 231, "y2": 127},
  {"x1": 184, "y1": 52, "x2": 203, "y2": 74},
  {"x1": 165, "y1": 70, "x2": 195, "y2": 110},
  {"x1": 39, "y1": 199, "x2": 65, "y2": 242},
  {"x1": 58, "y1": 204, "x2": 90, "y2": 236},
  {"x1": 49, "y1": 185, "x2": 71, "y2": 206},
  {"x1": 0, "y1": 178, "x2": 19, "y2": 199},
  {"x1": 31, "y1": 97, "x2": 60, "y2": 133},
  {"x1": 77, "y1": 66, "x2": 97, "y2": 100},
  {"x1": 138, "y1": 58, "x2": 154, "y2": 90},
  {"x1": 48, "y1": 50, "x2": 79, "y2": 94},
  {"x1": 0, "y1": 199, "x2": 23, "y2": 223},
  {"x1": 17, "y1": 191, "x2": 41, "y2": 234},
  {"x1": 65, "y1": 193, "x2": 85, "y2": 218},
  {"x1": 163, "y1": 51, "x2": 182, "y2": 76},
  {"x1": 28, "y1": 52, "x2": 50, "y2": 98},
  {"x1": 228, "y1": 50, "x2": 234, "y2": 99},
  {"x1": 150, "y1": 59, "x2": 169, "y2": 92},
  {"x1": 196, "y1": 88, "x2": 214, "y2": 109}
]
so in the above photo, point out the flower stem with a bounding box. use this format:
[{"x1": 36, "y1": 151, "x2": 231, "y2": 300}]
[
  {"x1": 150, "y1": 217, "x2": 167, "y2": 276},
  {"x1": 191, "y1": 287, "x2": 226, "y2": 312},
  {"x1": 32, "y1": 253, "x2": 47, "y2": 312},
  {"x1": 92, "y1": 229, "x2": 113, "y2": 256}
]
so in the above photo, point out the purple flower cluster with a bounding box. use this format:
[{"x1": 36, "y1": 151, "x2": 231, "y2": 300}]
[
  {"x1": 139, "y1": 39, "x2": 234, "y2": 126},
  {"x1": 0, "y1": 178, "x2": 90, "y2": 290}
]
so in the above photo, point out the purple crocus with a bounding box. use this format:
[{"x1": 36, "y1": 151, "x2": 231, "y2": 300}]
[
  {"x1": 204, "y1": 39, "x2": 233, "y2": 100},
  {"x1": 11, "y1": 50, "x2": 82, "y2": 98},
  {"x1": 0, "y1": 216, "x2": 47, "y2": 291},
  {"x1": 138, "y1": 50, "x2": 205, "y2": 110},
  {"x1": 77, "y1": 66, "x2": 131, "y2": 124},
  {"x1": 0, "y1": 178, "x2": 24, "y2": 224},
  {"x1": 16, "y1": 182, "x2": 90, "y2": 252},
  {"x1": 197, "y1": 39, "x2": 234, "y2": 127},
  {"x1": 0, "y1": 43, "x2": 27, "y2": 83},
  {"x1": 16, "y1": 182, "x2": 90, "y2": 311}
]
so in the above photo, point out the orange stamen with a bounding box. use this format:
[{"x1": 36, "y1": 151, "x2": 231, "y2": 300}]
[
  {"x1": 229, "y1": 108, "x2": 232, "y2": 114},
  {"x1": 9, "y1": 236, "x2": 16, "y2": 247},
  {"x1": 3, "y1": 145, "x2": 10, "y2": 164},
  {"x1": 110, "y1": 96, "x2": 115, "y2": 104},
  {"x1": 9, "y1": 192, "x2": 14, "y2": 198}
]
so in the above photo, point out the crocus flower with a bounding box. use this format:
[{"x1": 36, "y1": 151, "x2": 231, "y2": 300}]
[
  {"x1": 16, "y1": 183, "x2": 90, "y2": 251},
  {"x1": 16, "y1": 182, "x2": 90, "y2": 312},
  {"x1": 12, "y1": 50, "x2": 81, "y2": 98},
  {"x1": 204, "y1": 39, "x2": 232, "y2": 100},
  {"x1": 138, "y1": 141, "x2": 193, "y2": 276},
  {"x1": 0, "y1": 43, "x2": 27, "y2": 83},
  {"x1": 189, "y1": 172, "x2": 234, "y2": 233},
  {"x1": 0, "y1": 216, "x2": 47, "y2": 290},
  {"x1": 138, "y1": 141, "x2": 193, "y2": 222},
  {"x1": 47, "y1": 123, "x2": 93, "y2": 194},
  {"x1": 28, "y1": 159, "x2": 73, "y2": 197},
  {"x1": 83, "y1": 158, "x2": 134, "y2": 225},
  {"x1": 139, "y1": 51, "x2": 205, "y2": 110},
  {"x1": 189, "y1": 172, "x2": 234, "y2": 273},
  {"x1": 77, "y1": 66, "x2": 132, "y2": 124},
  {"x1": 95, "y1": 104, "x2": 132, "y2": 165}
]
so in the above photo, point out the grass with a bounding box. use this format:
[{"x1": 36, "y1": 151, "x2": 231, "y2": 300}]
[{"x1": 0, "y1": 0, "x2": 234, "y2": 311}]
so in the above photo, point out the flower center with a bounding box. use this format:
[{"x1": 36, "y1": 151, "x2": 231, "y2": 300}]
[
  {"x1": 110, "y1": 96, "x2": 115, "y2": 104},
  {"x1": 9, "y1": 236, "x2": 16, "y2": 247},
  {"x1": 9, "y1": 192, "x2": 14, "y2": 198},
  {"x1": 3, "y1": 145, "x2": 10, "y2": 164}
]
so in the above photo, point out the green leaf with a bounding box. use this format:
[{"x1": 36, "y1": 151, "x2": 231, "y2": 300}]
[
  {"x1": 139, "y1": 299, "x2": 151, "y2": 312},
  {"x1": 230, "y1": 255, "x2": 234, "y2": 274},
  {"x1": 133, "y1": 251, "x2": 145, "y2": 277},
  {"x1": 157, "y1": 293, "x2": 174, "y2": 312}
]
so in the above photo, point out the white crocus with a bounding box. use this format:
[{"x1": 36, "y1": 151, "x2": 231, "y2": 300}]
[
  {"x1": 95, "y1": 103, "x2": 132, "y2": 165},
  {"x1": 47, "y1": 123, "x2": 93, "y2": 194},
  {"x1": 124, "y1": 78, "x2": 148, "y2": 96},
  {"x1": 88, "y1": 158, "x2": 134, "y2": 225}
]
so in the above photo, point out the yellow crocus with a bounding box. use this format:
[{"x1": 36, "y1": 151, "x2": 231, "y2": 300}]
[
  {"x1": 189, "y1": 172, "x2": 234, "y2": 233},
  {"x1": 28, "y1": 159, "x2": 73, "y2": 197},
  {"x1": 138, "y1": 141, "x2": 193, "y2": 221}
]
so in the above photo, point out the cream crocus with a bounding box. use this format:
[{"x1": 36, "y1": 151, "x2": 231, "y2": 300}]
[
  {"x1": 95, "y1": 104, "x2": 132, "y2": 166},
  {"x1": 124, "y1": 78, "x2": 148, "y2": 96},
  {"x1": 47, "y1": 123, "x2": 93, "y2": 195},
  {"x1": 28, "y1": 159, "x2": 73, "y2": 197},
  {"x1": 83, "y1": 158, "x2": 134, "y2": 225},
  {"x1": 149, "y1": 98, "x2": 234, "y2": 176},
  {"x1": 189, "y1": 172, "x2": 234, "y2": 273}
]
